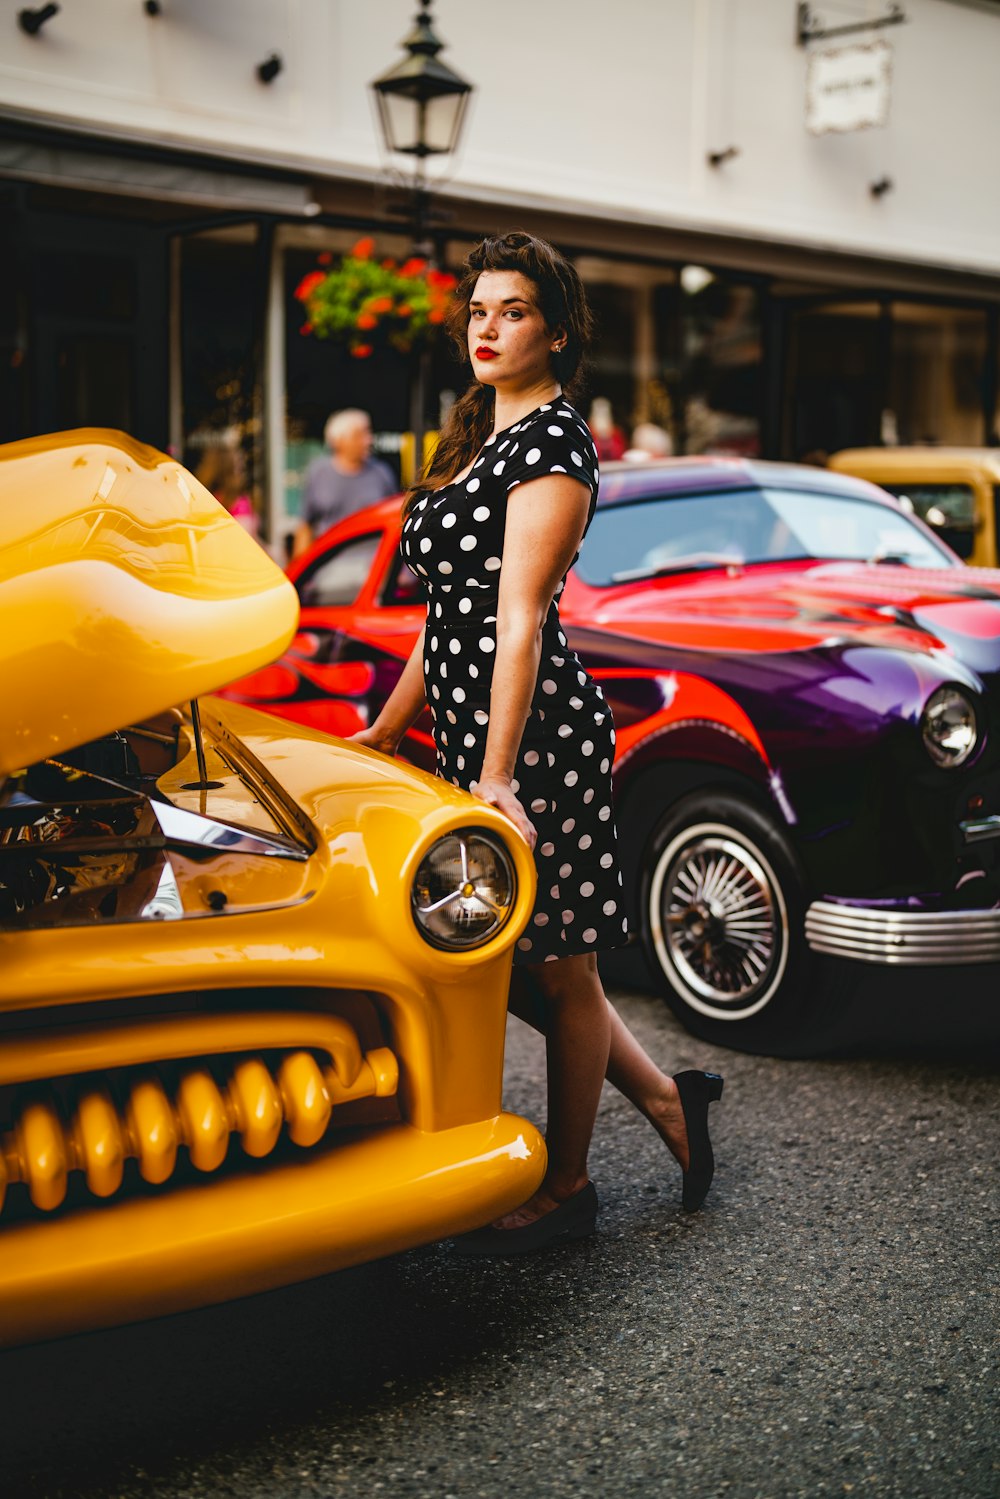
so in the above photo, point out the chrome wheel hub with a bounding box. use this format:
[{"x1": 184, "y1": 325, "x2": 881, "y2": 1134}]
[{"x1": 649, "y1": 823, "x2": 790, "y2": 1021}]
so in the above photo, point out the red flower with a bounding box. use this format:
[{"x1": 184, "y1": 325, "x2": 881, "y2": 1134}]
[
  {"x1": 352, "y1": 343, "x2": 374, "y2": 358},
  {"x1": 300, "y1": 321, "x2": 313, "y2": 335},
  {"x1": 367, "y1": 296, "x2": 393, "y2": 314},
  {"x1": 398, "y1": 303, "x2": 413, "y2": 317},
  {"x1": 401, "y1": 256, "x2": 428, "y2": 277},
  {"x1": 427, "y1": 269, "x2": 457, "y2": 289},
  {"x1": 295, "y1": 270, "x2": 326, "y2": 301},
  {"x1": 352, "y1": 237, "x2": 376, "y2": 260},
  {"x1": 428, "y1": 308, "x2": 446, "y2": 324},
  {"x1": 381, "y1": 258, "x2": 397, "y2": 270},
  {"x1": 356, "y1": 312, "x2": 378, "y2": 330}
]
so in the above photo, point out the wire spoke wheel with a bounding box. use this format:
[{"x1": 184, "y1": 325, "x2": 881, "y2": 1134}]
[{"x1": 649, "y1": 819, "x2": 791, "y2": 1023}]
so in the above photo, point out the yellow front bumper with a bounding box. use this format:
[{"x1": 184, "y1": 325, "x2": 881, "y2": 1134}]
[{"x1": 0, "y1": 1112, "x2": 545, "y2": 1347}]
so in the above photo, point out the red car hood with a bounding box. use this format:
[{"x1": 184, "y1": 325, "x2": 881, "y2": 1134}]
[{"x1": 566, "y1": 560, "x2": 1000, "y2": 657}]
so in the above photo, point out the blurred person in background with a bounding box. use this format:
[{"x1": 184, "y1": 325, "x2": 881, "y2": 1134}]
[
  {"x1": 195, "y1": 440, "x2": 258, "y2": 539},
  {"x1": 587, "y1": 395, "x2": 627, "y2": 461},
  {"x1": 623, "y1": 422, "x2": 673, "y2": 462},
  {"x1": 294, "y1": 408, "x2": 396, "y2": 557}
]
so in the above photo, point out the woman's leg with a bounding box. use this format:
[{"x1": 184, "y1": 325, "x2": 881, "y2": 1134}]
[
  {"x1": 493, "y1": 953, "x2": 610, "y2": 1227},
  {"x1": 509, "y1": 967, "x2": 691, "y2": 1171}
]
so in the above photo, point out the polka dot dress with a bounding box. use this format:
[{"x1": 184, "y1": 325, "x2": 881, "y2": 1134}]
[{"x1": 401, "y1": 397, "x2": 630, "y2": 965}]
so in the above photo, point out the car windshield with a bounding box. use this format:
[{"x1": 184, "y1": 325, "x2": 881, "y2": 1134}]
[{"x1": 575, "y1": 486, "x2": 955, "y2": 586}]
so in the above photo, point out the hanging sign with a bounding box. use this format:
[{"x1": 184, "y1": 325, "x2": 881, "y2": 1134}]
[{"x1": 806, "y1": 40, "x2": 892, "y2": 134}]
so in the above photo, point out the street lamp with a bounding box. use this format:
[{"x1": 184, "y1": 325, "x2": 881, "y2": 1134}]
[
  {"x1": 371, "y1": 0, "x2": 472, "y2": 248},
  {"x1": 371, "y1": 2, "x2": 473, "y2": 480}
]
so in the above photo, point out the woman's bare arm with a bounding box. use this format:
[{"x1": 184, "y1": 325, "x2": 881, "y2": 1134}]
[
  {"x1": 351, "y1": 623, "x2": 426, "y2": 754},
  {"x1": 473, "y1": 473, "x2": 591, "y2": 845}
]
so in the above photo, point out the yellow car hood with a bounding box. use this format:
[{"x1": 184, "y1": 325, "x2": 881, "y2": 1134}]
[{"x1": 0, "y1": 430, "x2": 298, "y2": 777}]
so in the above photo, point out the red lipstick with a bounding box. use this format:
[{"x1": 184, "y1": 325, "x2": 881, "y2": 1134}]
[{"x1": 475, "y1": 347, "x2": 497, "y2": 360}]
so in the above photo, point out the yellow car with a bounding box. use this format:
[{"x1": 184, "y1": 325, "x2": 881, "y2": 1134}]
[
  {"x1": 0, "y1": 430, "x2": 543, "y2": 1348},
  {"x1": 828, "y1": 447, "x2": 1000, "y2": 568}
]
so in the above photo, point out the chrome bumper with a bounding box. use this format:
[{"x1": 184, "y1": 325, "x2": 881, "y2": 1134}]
[{"x1": 805, "y1": 900, "x2": 1000, "y2": 965}]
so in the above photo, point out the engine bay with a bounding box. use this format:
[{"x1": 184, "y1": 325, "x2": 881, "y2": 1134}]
[{"x1": 0, "y1": 711, "x2": 312, "y2": 928}]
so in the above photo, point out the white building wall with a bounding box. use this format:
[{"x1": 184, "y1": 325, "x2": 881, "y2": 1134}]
[{"x1": 1, "y1": 0, "x2": 997, "y2": 273}]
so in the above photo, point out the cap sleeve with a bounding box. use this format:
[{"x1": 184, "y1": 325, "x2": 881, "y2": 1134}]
[{"x1": 499, "y1": 402, "x2": 599, "y2": 502}]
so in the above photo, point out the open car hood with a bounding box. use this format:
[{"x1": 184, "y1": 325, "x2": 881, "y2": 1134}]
[{"x1": 0, "y1": 430, "x2": 298, "y2": 777}]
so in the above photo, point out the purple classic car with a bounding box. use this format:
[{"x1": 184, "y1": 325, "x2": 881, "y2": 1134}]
[{"x1": 224, "y1": 459, "x2": 1000, "y2": 1054}]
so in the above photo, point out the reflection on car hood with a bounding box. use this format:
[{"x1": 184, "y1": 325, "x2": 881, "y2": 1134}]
[
  {"x1": 572, "y1": 560, "x2": 1000, "y2": 662},
  {"x1": 0, "y1": 430, "x2": 298, "y2": 776}
]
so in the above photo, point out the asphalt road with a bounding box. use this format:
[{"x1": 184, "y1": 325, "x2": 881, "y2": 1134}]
[{"x1": 2, "y1": 977, "x2": 998, "y2": 1499}]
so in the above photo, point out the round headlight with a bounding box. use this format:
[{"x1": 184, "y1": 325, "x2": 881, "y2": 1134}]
[
  {"x1": 412, "y1": 829, "x2": 516, "y2": 950},
  {"x1": 920, "y1": 685, "x2": 979, "y2": 769}
]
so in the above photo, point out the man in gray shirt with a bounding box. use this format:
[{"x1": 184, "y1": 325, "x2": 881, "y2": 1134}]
[{"x1": 293, "y1": 408, "x2": 397, "y2": 557}]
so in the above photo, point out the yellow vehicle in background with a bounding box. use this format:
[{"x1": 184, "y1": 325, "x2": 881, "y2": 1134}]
[
  {"x1": 0, "y1": 430, "x2": 543, "y2": 1348},
  {"x1": 828, "y1": 448, "x2": 1000, "y2": 568}
]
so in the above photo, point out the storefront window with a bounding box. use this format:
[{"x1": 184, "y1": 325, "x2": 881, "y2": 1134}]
[
  {"x1": 785, "y1": 299, "x2": 991, "y2": 460},
  {"x1": 679, "y1": 268, "x2": 762, "y2": 457},
  {"x1": 179, "y1": 226, "x2": 260, "y2": 533},
  {"x1": 785, "y1": 301, "x2": 884, "y2": 459},
  {"x1": 574, "y1": 259, "x2": 678, "y2": 460},
  {"x1": 583, "y1": 280, "x2": 639, "y2": 459},
  {"x1": 887, "y1": 303, "x2": 987, "y2": 447}
]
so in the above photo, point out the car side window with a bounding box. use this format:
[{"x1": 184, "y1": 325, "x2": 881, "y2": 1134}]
[
  {"x1": 884, "y1": 483, "x2": 976, "y2": 561},
  {"x1": 296, "y1": 533, "x2": 383, "y2": 607},
  {"x1": 381, "y1": 554, "x2": 427, "y2": 607}
]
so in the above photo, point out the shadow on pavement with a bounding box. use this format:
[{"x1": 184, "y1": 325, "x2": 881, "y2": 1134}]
[
  {"x1": 603, "y1": 943, "x2": 1000, "y2": 1067},
  {"x1": 0, "y1": 1227, "x2": 607, "y2": 1499}
]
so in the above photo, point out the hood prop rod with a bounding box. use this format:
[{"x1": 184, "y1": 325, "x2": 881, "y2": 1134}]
[{"x1": 183, "y1": 699, "x2": 223, "y2": 792}]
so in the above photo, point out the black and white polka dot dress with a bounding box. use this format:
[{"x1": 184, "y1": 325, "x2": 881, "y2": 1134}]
[{"x1": 401, "y1": 397, "x2": 630, "y2": 965}]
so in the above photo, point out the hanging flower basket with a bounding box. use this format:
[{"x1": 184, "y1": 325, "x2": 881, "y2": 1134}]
[{"x1": 295, "y1": 237, "x2": 458, "y2": 359}]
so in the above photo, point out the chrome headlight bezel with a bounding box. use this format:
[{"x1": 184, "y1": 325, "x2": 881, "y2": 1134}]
[
  {"x1": 411, "y1": 827, "x2": 517, "y2": 951},
  {"x1": 920, "y1": 684, "x2": 980, "y2": 770}
]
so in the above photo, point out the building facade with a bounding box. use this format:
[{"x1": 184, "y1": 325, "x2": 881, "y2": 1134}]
[{"x1": 2, "y1": 0, "x2": 998, "y2": 551}]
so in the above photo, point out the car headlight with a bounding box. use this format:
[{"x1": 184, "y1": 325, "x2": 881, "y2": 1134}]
[
  {"x1": 412, "y1": 829, "x2": 516, "y2": 950},
  {"x1": 920, "y1": 685, "x2": 979, "y2": 769}
]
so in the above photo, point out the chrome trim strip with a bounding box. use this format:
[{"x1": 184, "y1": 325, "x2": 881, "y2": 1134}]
[
  {"x1": 150, "y1": 801, "x2": 308, "y2": 861},
  {"x1": 805, "y1": 900, "x2": 1000, "y2": 965},
  {"x1": 961, "y1": 816, "x2": 1000, "y2": 845}
]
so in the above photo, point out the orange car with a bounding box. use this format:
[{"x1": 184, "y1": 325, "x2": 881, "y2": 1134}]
[{"x1": 0, "y1": 429, "x2": 543, "y2": 1347}]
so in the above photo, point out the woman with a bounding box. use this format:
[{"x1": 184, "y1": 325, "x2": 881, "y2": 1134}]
[
  {"x1": 194, "y1": 441, "x2": 258, "y2": 538},
  {"x1": 352, "y1": 232, "x2": 723, "y2": 1252}
]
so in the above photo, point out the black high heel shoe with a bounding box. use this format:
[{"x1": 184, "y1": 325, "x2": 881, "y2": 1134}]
[
  {"x1": 672, "y1": 1070, "x2": 724, "y2": 1212},
  {"x1": 452, "y1": 1181, "x2": 599, "y2": 1256}
]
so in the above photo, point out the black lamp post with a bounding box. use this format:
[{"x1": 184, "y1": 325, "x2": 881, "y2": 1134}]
[
  {"x1": 371, "y1": 1, "x2": 472, "y2": 476},
  {"x1": 371, "y1": 0, "x2": 472, "y2": 250}
]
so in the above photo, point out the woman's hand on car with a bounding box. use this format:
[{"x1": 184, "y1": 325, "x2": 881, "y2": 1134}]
[
  {"x1": 470, "y1": 775, "x2": 537, "y2": 850},
  {"x1": 348, "y1": 726, "x2": 399, "y2": 756}
]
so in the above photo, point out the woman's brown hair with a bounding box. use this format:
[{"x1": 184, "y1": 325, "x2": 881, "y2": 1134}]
[
  {"x1": 194, "y1": 444, "x2": 246, "y2": 509},
  {"x1": 405, "y1": 231, "x2": 593, "y2": 512}
]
